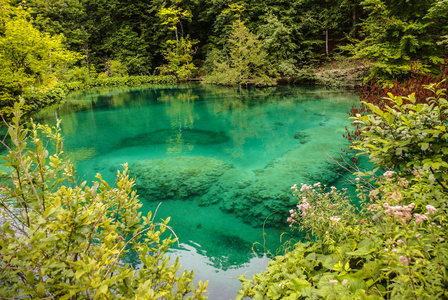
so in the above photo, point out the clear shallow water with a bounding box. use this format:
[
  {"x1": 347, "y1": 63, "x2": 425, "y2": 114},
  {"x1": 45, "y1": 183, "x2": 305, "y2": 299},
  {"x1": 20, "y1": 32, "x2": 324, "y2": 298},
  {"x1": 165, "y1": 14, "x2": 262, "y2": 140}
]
[{"x1": 31, "y1": 84, "x2": 358, "y2": 299}]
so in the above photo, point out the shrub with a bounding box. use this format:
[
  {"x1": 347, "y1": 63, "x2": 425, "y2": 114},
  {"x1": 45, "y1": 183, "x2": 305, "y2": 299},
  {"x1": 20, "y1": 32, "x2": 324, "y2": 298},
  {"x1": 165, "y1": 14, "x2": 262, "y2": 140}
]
[
  {"x1": 344, "y1": 63, "x2": 448, "y2": 153},
  {"x1": 0, "y1": 102, "x2": 207, "y2": 299}
]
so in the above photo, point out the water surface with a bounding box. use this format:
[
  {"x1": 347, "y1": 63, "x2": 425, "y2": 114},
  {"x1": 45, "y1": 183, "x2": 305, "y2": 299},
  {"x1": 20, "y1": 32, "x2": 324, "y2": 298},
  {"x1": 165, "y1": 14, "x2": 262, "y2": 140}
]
[{"x1": 32, "y1": 84, "x2": 358, "y2": 299}]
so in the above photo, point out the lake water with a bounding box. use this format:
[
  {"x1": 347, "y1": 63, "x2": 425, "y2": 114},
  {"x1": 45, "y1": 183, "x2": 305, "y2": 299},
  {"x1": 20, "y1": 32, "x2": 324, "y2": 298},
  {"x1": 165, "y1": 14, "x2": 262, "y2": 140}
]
[{"x1": 32, "y1": 84, "x2": 358, "y2": 299}]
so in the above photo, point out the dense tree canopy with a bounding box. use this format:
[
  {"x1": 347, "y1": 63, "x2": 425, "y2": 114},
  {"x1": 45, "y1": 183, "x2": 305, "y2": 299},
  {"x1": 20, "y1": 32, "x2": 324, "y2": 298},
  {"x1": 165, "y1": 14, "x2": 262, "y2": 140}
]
[{"x1": 0, "y1": 0, "x2": 446, "y2": 92}]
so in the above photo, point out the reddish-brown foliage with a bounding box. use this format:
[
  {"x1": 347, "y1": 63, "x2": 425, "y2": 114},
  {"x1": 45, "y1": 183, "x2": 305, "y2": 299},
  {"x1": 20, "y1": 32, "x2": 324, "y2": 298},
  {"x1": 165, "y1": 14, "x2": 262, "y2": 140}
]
[{"x1": 343, "y1": 62, "x2": 448, "y2": 158}]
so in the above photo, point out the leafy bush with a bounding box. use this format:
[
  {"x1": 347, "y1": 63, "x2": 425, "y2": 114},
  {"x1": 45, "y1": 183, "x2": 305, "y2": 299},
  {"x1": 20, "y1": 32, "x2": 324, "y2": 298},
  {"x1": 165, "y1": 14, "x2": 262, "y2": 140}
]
[
  {"x1": 237, "y1": 84, "x2": 448, "y2": 299},
  {"x1": 0, "y1": 103, "x2": 207, "y2": 299},
  {"x1": 344, "y1": 63, "x2": 448, "y2": 154},
  {"x1": 58, "y1": 75, "x2": 176, "y2": 92},
  {"x1": 0, "y1": 75, "x2": 177, "y2": 117}
]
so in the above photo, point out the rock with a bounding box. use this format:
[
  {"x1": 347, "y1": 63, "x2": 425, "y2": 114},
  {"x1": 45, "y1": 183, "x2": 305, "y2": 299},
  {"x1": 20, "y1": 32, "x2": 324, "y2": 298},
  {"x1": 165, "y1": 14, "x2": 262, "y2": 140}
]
[
  {"x1": 205, "y1": 123, "x2": 355, "y2": 228},
  {"x1": 132, "y1": 156, "x2": 233, "y2": 201}
]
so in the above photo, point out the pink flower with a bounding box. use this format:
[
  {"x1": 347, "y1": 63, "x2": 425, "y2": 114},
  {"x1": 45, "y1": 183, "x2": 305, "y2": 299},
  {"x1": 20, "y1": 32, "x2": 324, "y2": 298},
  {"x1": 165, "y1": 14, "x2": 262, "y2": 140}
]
[
  {"x1": 440, "y1": 238, "x2": 445, "y2": 242},
  {"x1": 329, "y1": 280, "x2": 337, "y2": 285},
  {"x1": 384, "y1": 248, "x2": 389, "y2": 252},
  {"x1": 330, "y1": 216, "x2": 341, "y2": 222},
  {"x1": 325, "y1": 231, "x2": 329, "y2": 235},
  {"x1": 399, "y1": 256, "x2": 411, "y2": 265},
  {"x1": 313, "y1": 182, "x2": 321, "y2": 188},
  {"x1": 383, "y1": 170, "x2": 395, "y2": 181},
  {"x1": 426, "y1": 205, "x2": 437, "y2": 215},
  {"x1": 413, "y1": 213, "x2": 428, "y2": 224},
  {"x1": 291, "y1": 184, "x2": 298, "y2": 191},
  {"x1": 300, "y1": 183, "x2": 313, "y2": 192},
  {"x1": 393, "y1": 249, "x2": 398, "y2": 254},
  {"x1": 397, "y1": 239, "x2": 403, "y2": 244},
  {"x1": 341, "y1": 279, "x2": 348, "y2": 286}
]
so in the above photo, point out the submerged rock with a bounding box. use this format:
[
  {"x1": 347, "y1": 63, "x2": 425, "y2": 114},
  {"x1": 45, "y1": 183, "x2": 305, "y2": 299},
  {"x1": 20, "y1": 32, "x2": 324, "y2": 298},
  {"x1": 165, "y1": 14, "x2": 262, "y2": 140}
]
[
  {"x1": 117, "y1": 128, "x2": 230, "y2": 148},
  {"x1": 293, "y1": 131, "x2": 311, "y2": 144},
  {"x1": 132, "y1": 156, "x2": 233, "y2": 200},
  {"x1": 205, "y1": 120, "x2": 354, "y2": 228}
]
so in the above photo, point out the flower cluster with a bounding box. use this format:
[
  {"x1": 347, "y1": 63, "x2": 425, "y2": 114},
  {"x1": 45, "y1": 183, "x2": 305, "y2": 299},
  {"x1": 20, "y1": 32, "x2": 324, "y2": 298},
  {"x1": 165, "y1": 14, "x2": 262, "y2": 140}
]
[
  {"x1": 297, "y1": 197, "x2": 311, "y2": 216},
  {"x1": 383, "y1": 202, "x2": 415, "y2": 223},
  {"x1": 300, "y1": 183, "x2": 313, "y2": 192},
  {"x1": 383, "y1": 170, "x2": 395, "y2": 181},
  {"x1": 399, "y1": 256, "x2": 411, "y2": 265},
  {"x1": 382, "y1": 202, "x2": 439, "y2": 225},
  {"x1": 330, "y1": 216, "x2": 341, "y2": 222}
]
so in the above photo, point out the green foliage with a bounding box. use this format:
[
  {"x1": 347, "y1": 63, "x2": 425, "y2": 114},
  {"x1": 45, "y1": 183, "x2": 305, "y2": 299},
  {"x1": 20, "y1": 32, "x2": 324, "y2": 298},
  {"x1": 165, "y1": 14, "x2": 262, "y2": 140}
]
[
  {"x1": 203, "y1": 19, "x2": 277, "y2": 86},
  {"x1": 157, "y1": 6, "x2": 198, "y2": 82},
  {"x1": 0, "y1": 1, "x2": 82, "y2": 115},
  {"x1": 0, "y1": 103, "x2": 208, "y2": 299},
  {"x1": 158, "y1": 37, "x2": 198, "y2": 82},
  {"x1": 103, "y1": 59, "x2": 129, "y2": 78},
  {"x1": 258, "y1": 12, "x2": 298, "y2": 76},
  {"x1": 58, "y1": 76, "x2": 176, "y2": 92},
  {"x1": 344, "y1": 0, "x2": 447, "y2": 81},
  {"x1": 238, "y1": 84, "x2": 448, "y2": 299},
  {"x1": 352, "y1": 82, "x2": 448, "y2": 183}
]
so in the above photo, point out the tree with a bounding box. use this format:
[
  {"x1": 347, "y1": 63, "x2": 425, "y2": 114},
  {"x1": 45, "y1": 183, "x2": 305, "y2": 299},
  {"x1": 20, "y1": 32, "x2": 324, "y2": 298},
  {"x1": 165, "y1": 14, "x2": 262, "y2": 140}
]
[
  {"x1": 258, "y1": 12, "x2": 298, "y2": 76},
  {"x1": 157, "y1": 6, "x2": 198, "y2": 82},
  {"x1": 0, "y1": 1, "x2": 81, "y2": 114},
  {"x1": 344, "y1": 0, "x2": 447, "y2": 81},
  {"x1": 0, "y1": 103, "x2": 208, "y2": 299},
  {"x1": 204, "y1": 5, "x2": 277, "y2": 86}
]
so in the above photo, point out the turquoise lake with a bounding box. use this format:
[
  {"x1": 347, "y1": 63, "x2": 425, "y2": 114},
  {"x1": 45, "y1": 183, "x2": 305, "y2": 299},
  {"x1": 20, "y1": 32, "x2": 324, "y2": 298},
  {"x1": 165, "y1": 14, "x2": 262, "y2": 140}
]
[{"x1": 31, "y1": 84, "x2": 359, "y2": 299}]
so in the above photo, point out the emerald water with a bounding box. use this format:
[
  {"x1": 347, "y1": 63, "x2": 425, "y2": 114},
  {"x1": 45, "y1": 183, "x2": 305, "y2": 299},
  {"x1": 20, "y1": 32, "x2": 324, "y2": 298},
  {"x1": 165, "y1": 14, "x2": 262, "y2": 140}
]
[{"x1": 31, "y1": 84, "x2": 358, "y2": 299}]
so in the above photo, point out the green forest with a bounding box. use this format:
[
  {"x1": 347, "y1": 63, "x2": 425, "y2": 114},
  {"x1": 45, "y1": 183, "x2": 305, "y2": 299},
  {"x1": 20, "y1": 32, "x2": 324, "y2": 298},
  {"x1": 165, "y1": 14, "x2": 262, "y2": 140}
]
[
  {"x1": 2, "y1": 0, "x2": 448, "y2": 299},
  {"x1": 1, "y1": 0, "x2": 448, "y2": 113}
]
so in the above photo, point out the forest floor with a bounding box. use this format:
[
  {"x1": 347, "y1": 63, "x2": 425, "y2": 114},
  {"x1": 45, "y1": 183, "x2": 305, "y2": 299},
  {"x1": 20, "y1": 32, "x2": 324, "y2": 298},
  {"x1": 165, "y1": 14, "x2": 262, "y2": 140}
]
[{"x1": 280, "y1": 58, "x2": 371, "y2": 89}]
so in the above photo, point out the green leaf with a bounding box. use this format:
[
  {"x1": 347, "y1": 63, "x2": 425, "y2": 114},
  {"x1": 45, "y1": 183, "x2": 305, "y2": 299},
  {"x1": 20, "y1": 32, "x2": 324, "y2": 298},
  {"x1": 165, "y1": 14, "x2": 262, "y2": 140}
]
[
  {"x1": 321, "y1": 255, "x2": 339, "y2": 270},
  {"x1": 74, "y1": 269, "x2": 86, "y2": 279},
  {"x1": 99, "y1": 284, "x2": 108, "y2": 294},
  {"x1": 420, "y1": 143, "x2": 430, "y2": 151},
  {"x1": 289, "y1": 278, "x2": 311, "y2": 289},
  {"x1": 37, "y1": 282, "x2": 45, "y2": 296},
  {"x1": 26, "y1": 271, "x2": 35, "y2": 285}
]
